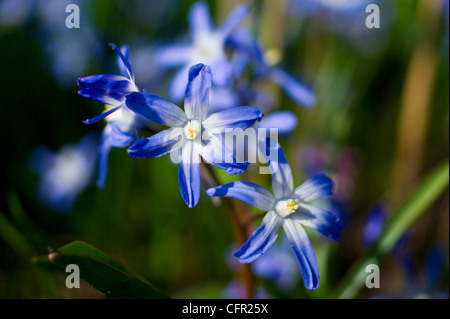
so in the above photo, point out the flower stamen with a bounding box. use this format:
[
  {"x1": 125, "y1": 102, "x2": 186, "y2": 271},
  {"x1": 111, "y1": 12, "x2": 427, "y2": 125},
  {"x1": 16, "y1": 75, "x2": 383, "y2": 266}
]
[
  {"x1": 184, "y1": 120, "x2": 200, "y2": 140},
  {"x1": 286, "y1": 199, "x2": 299, "y2": 213}
]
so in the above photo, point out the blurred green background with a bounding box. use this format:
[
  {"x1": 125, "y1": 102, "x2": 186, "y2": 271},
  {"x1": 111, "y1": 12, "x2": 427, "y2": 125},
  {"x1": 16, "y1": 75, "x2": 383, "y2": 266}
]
[{"x1": 0, "y1": 0, "x2": 448, "y2": 299}]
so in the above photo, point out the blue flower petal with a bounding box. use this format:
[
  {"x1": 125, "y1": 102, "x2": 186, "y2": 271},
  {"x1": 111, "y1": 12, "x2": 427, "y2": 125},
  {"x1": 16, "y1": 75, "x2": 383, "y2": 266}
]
[
  {"x1": 82, "y1": 105, "x2": 122, "y2": 125},
  {"x1": 117, "y1": 45, "x2": 131, "y2": 78},
  {"x1": 178, "y1": 142, "x2": 201, "y2": 208},
  {"x1": 258, "y1": 138, "x2": 293, "y2": 199},
  {"x1": 154, "y1": 44, "x2": 192, "y2": 67},
  {"x1": 210, "y1": 56, "x2": 233, "y2": 87},
  {"x1": 424, "y1": 245, "x2": 447, "y2": 288},
  {"x1": 283, "y1": 219, "x2": 320, "y2": 291},
  {"x1": 188, "y1": 1, "x2": 214, "y2": 41},
  {"x1": 97, "y1": 131, "x2": 112, "y2": 189},
  {"x1": 184, "y1": 64, "x2": 212, "y2": 120},
  {"x1": 30, "y1": 147, "x2": 55, "y2": 175},
  {"x1": 78, "y1": 74, "x2": 134, "y2": 106},
  {"x1": 203, "y1": 106, "x2": 263, "y2": 132},
  {"x1": 128, "y1": 127, "x2": 183, "y2": 158},
  {"x1": 209, "y1": 87, "x2": 240, "y2": 113},
  {"x1": 125, "y1": 92, "x2": 187, "y2": 127},
  {"x1": 256, "y1": 111, "x2": 298, "y2": 134},
  {"x1": 110, "y1": 43, "x2": 135, "y2": 82},
  {"x1": 108, "y1": 122, "x2": 136, "y2": 148},
  {"x1": 294, "y1": 173, "x2": 334, "y2": 202},
  {"x1": 206, "y1": 181, "x2": 275, "y2": 211},
  {"x1": 234, "y1": 211, "x2": 282, "y2": 263},
  {"x1": 362, "y1": 202, "x2": 387, "y2": 246},
  {"x1": 270, "y1": 69, "x2": 316, "y2": 108},
  {"x1": 201, "y1": 135, "x2": 249, "y2": 175},
  {"x1": 217, "y1": 4, "x2": 251, "y2": 39},
  {"x1": 97, "y1": 123, "x2": 135, "y2": 189},
  {"x1": 169, "y1": 66, "x2": 190, "y2": 102},
  {"x1": 292, "y1": 204, "x2": 344, "y2": 241}
]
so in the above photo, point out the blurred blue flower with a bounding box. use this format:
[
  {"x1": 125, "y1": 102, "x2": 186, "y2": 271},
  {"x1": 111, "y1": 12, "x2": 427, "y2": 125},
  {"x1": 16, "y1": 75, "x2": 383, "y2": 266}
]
[
  {"x1": 288, "y1": 0, "x2": 378, "y2": 34},
  {"x1": 362, "y1": 201, "x2": 413, "y2": 255},
  {"x1": 253, "y1": 240, "x2": 300, "y2": 291},
  {"x1": 154, "y1": 1, "x2": 250, "y2": 102},
  {"x1": 35, "y1": 0, "x2": 102, "y2": 85},
  {"x1": 30, "y1": 133, "x2": 98, "y2": 214},
  {"x1": 222, "y1": 279, "x2": 271, "y2": 299},
  {"x1": 78, "y1": 44, "x2": 146, "y2": 188},
  {"x1": 289, "y1": 0, "x2": 371, "y2": 16},
  {"x1": 126, "y1": 63, "x2": 263, "y2": 208},
  {"x1": 225, "y1": 240, "x2": 299, "y2": 291},
  {"x1": 362, "y1": 202, "x2": 388, "y2": 247},
  {"x1": 296, "y1": 144, "x2": 359, "y2": 225},
  {"x1": 0, "y1": 0, "x2": 34, "y2": 29},
  {"x1": 207, "y1": 138, "x2": 344, "y2": 290},
  {"x1": 376, "y1": 245, "x2": 449, "y2": 299},
  {"x1": 287, "y1": 0, "x2": 392, "y2": 53},
  {"x1": 231, "y1": 111, "x2": 299, "y2": 166},
  {"x1": 227, "y1": 27, "x2": 316, "y2": 108},
  {"x1": 256, "y1": 111, "x2": 298, "y2": 135}
]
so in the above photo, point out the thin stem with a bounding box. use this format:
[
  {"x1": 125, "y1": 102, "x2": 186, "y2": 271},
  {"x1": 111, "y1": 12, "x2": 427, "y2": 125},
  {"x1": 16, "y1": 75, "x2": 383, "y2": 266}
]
[{"x1": 203, "y1": 164, "x2": 255, "y2": 299}]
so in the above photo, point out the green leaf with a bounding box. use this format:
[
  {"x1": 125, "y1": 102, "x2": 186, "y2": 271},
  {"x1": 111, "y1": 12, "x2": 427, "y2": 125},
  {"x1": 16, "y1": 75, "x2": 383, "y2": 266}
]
[
  {"x1": 34, "y1": 241, "x2": 169, "y2": 299},
  {"x1": 332, "y1": 160, "x2": 449, "y2": 299}
]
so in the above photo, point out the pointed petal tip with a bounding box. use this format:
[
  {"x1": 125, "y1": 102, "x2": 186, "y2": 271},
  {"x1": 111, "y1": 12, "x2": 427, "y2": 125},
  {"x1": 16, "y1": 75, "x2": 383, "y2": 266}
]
[
  {"x1": 127, "y1": 137, "x2": 147, "y2": 157},
  {"x1": 96, "y1": 180, "x2": 105, "y2": 190},
  {"x1": 205, "y1": 188, "x2": 216, "y2": 196},
  {"x1": 188, "y1": 63, "x2": 212, "y2": 81},
  {"x1": 184, "y1": 196, "x2": 198, "y2": 209}
]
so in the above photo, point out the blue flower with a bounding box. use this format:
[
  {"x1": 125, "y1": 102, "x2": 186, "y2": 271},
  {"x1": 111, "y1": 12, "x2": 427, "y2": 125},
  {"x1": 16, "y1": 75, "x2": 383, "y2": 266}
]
[
  {"x1": 362, "y1": 202, "x2": 388, "y2": 247},
  {"x1": 227, "y1": 27, "x2": 316, "y2": 108},
  {"x1": 222, "y1": 279, "x2": 270, "y2": 299},
  {"x1": 78, "y1": 43, "x2": 139, "y2": 124},
  {"x1": 252, "y1": 240, "x2": 300, "y2": 291},
  {"x1": 30, "y1": 133, "x2": 98, "y2": 214},
  {"x1": 256, "y1": 111, "x2": 298, "y2": 135},
  {"x1": 206, "y1": 138, "x2": 344, "y2": 290},
  {"x1": 286, "y1": 0, "x2": 391, "y2": 47},
  {"x1": 154, "y1": 1, "x2": 250, "y2": 102},
  {"x1": 126, "y1": 63, "x2": 264, "y2": 208},
  {"x1": 77, "y1": 43, "x2": 145, "y2": 188}
]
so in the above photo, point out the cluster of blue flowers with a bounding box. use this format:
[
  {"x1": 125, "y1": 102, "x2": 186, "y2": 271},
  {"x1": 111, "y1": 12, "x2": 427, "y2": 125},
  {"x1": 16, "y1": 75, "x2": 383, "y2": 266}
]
[{"x1": 37, "y1": 2, "x2": 345, "y2": 292}]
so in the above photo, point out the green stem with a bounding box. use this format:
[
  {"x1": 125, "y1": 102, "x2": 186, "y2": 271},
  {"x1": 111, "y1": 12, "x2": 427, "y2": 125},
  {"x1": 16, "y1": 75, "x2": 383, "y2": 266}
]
[{"x1": 203, "y1": 164, "x2": 255, "y2": 299}]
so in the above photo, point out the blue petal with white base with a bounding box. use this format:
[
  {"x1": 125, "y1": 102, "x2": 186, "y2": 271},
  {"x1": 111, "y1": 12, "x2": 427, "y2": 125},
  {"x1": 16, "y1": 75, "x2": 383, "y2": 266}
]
[
  {"x1": 283, "y1": 218, "x2": 320, "y2": 291},
  {"x1": 206, "y1": 181, "x2": 275, "y2": 211},
  {"x1": 234, "y1": 211, "x2": 283, "y2": 263}
]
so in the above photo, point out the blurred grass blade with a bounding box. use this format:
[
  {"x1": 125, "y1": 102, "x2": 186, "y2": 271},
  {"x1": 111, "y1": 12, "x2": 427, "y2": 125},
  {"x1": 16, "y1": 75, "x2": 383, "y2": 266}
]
[
  {"x1": 333, "y1": 160, "x2": 449, "y2": 299},
  {"x1": 0, "y1": 210, "x2": 58, "y2": 298},
  {"x1": 6, "y1": 190, "x2": 51, "y2": 248},
  {"x1": 34, "y1": 241, "x2": 169, "y2": 299},
  {"x1": 0, "y1": 210, "x2": 36, "y2": 258}
]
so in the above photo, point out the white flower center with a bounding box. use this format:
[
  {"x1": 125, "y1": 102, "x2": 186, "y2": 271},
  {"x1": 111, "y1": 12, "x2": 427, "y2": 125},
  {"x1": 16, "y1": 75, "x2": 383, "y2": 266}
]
[
  {"x1": 103, "y1": 105, "x2": 136, "y2": 132},
  {"x1": 275, "y1": 199, "x2": 299, "y2": 218},
  {"x1": 50, "y1": 147, "x2": 91, "y2": 192},
  {"x1": 192, "y1": 34, "x2": 223, "y2": 64},
  {"x1": 184, "y1": 120, "x2": 200, "y2": 140}
]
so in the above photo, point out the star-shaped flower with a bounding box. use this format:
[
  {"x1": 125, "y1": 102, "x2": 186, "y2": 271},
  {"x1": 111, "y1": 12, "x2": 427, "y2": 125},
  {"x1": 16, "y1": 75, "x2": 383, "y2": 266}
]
[
  {"x1": 206, "y1": 138, "x2": 344, "y2": 290},
  {"x1": 155, "y1": 2, "x2": 250, "y2": 101},
  {"x1": 126, "y1": 63, "x2": 264, "y2": 208}
]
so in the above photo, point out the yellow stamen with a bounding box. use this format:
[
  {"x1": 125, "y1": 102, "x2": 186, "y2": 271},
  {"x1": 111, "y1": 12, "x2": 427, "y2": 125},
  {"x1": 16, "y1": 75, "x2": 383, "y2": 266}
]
[
  {"x1": 187, "y1": 127, "x2": 198, "y2": 140},
  {"x1": 286, "y1": 200, "x2": 299, "y2": 213}
]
